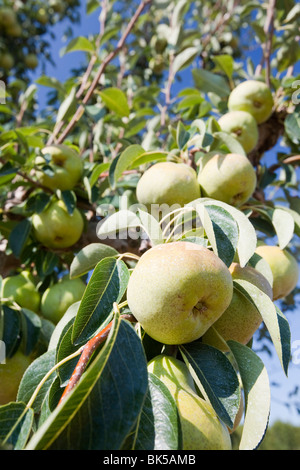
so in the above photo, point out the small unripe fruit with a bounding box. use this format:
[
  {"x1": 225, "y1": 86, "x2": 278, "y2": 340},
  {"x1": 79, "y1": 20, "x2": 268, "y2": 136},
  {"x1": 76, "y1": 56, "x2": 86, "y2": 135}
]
[
  {"x1": 255, "y1": 245, "x2": 299, "y2": 300},
  {"x1": 0, "y1": 352, "x2": 33, "y2": 405},
  {"x1": 24, "y1": 53, "x2": 39, "y2": 69},
  {"x1": 198, "y1": 153, "x2": 257, "y2": 207},
  {"x1": 202, "y1": 262, "x2": 273, "y2": 351},
  {"x1": 228, "y1": 80, "x2": 274, "y2": 124},
  {"x1": 136, "y1": 162, "x2": 201, "y2": 209},
  {"x1": 0, "y1": 52, "x2": 14, "y2": 70},
  {"x1": 218, "y1": 110, "x2": 259, "y2": 153},
  {"x1": 32, "y1": 199, "x2": 84, "y2": 249}
]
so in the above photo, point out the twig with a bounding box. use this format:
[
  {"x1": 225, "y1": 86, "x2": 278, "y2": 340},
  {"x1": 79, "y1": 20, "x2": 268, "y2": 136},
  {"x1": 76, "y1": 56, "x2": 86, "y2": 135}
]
[
  {"x1": 55, "y1": 0, "x2": 152, "y2": 145},
  {"x1": 263, "y1": 0, "x2": 276, "y2": 87},
  {"x1": 269, "y1": 154, "x2": 300, "y2": 173},
  {"x1": 58, "y1": 312, "x2": 137, "y2": 404}
]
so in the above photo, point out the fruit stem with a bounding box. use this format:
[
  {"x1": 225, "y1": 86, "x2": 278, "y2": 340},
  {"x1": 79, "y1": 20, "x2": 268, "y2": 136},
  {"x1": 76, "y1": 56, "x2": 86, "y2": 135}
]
[{"x1": 117, "y1": 252, "x2": 140, "y2": 262}]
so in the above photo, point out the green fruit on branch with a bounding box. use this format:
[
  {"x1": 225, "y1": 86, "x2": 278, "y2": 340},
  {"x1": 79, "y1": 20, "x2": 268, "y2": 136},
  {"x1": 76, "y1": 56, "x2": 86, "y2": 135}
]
[
  {"x1": 35, "y1": 144, "x2": 83, "y2": 191},
  {"x1": 36, "y1": 8, "x2": 49, "y2": 25},
  {"x1": 0, "y1": 351, "x2": 33, "y2": 405},
  {"x1": 0, "y1": 7, "x2": 17, "y2": 26},
  {"x1": 41, "y1": 276, "x2": 86, "y2": 324},
  {"x1": 148, "y1": 355, "x2": 232, "y2": 450},
  {"x1": 228, "y1": 80, "x2": 274, "y2": 124},
  {"x1": 149, "y1": 55, "x2": 165, "y2": 75},
  {"x1": 197, "y1": 153, "x2": 257, "y2": 207},
  {"x1": 1, "y1": 271, "x2": 40, "y2": 312},
  {"x1": 24, "y1": 53, "x2": 39, "y2": 70},
  {"x1": 202, "y1": 262, "x2": 273, "y2": 351},
  {"x1": 127, "y1": 241, "x2": 233, "y2": 345},
  {"x1": 136, "y1": 162, "x2": 201, "y2": 210},
  {"x1": 218, "y1": 110, "x2": 259, "y2": 153},
  {"x1": 49, "y1": 0, "x2": 65, "y2": 13},
  {"x1": 0, "y1": 52, "x2": 14, "y2": 70},
  {"x1": 255, "y1": 245, "x2": 299, "y2": 300},
  {"x1": 32, "y1": 199, "x2": 84, "y2": 249},
  {"x1": 5, "y1": 23, "x2": 22, "y2": 37}
]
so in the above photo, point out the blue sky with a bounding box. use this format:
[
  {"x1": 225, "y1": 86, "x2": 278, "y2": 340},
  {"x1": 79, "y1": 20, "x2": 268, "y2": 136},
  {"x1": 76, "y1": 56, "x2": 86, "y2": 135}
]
[{"x1": 29, "y1": 2, "x2": 300, "y2": 427}]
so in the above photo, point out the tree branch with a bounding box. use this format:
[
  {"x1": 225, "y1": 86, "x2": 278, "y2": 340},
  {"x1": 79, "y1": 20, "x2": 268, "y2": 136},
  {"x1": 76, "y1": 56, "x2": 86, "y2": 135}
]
[{"x1": 55, "y1": 0, "x2": 152, "y2": 145}]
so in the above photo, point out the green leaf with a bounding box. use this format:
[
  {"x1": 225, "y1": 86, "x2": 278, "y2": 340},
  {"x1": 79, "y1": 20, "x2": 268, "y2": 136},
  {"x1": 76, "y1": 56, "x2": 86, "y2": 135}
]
[
  {"x1": 112, "y1": 144, "x2": 144, "y2": 185},
  {"x1": 228, "y1": 341, "x2": 270, "y2": 450},
  {"x1": 196, "y1": 203, "x2": 239, "y2": 267},
  {"x1": 0, "y1": 306, "x2": 21, "y2": 357},
  {"x1": 187, "y1": 198, "x2": 256, "y2": 267},
  {"x1": 20, "y1": 309, "x2": 42, "y2": 356},
  {"x1": 98, "y1": 87, "x2": 130, "y2": 118},
  {"x1": 271, "y1": 207, "x2": 295, "y2": 249},
  {"x1": 62, "y1": 36, "x2": 95, "y2": 55},
  {"x1": 137, "y1": 209, "x2": 164, "y2": 246},
  {"x1": 214, "y1": 131, "x2": 247, "y2": 156},
  {"x1": 212, "y1": 54, "x2": 234, "y2": 80},
  {"x1": 180, "y1": 342, "x2": 241, "y2": 430},
  {"x1": 56, "y1": 86, "x2": 77, "y2": 124},
  {"x1": 193, "y1": 68, "x2": 231, "y2": 98},
  {"x1": 70, "y1": 243, "x2": 119, "y2": 279},
  {"x1": 26, "y1": 316, "x2": 148, "y2": 450},
  {"x1": 58, "y1": 190, "x2": 77, "y2": 216},
  {"x1": 8, "y1": 218, "x2": 32, "y2": 258},
  {"x1": 204, "y1": 199, "x2": 256, "y2": 267},
  {"x1": 129, "y1": 150, "x2": 169, "y2": 169},
  {"x1": 176, "y1": 121, "x2": 190, "y2": 150},
  {"x1": 17, "y1": 350, "x2": 57, "y2": 413},
  {"x1": 96, "y1": 209, "x2": 141, "y2": 240},
  {"x1": 0, "y1": 403, "x2": 34, "y2": 450},
  {"x1": 173, "y1": 47, "x2": 200, "y2": 75},
  {"x1": 284, "y1": 113, "x2": 300, "y2": 143},
  {"x1": 233, "y1": 279, "x2": 291, "y2": 375},
  {"x1": 89, "y1": 162, "x2": 110, "y2": 187},
  {"x1": 71, "y1": 257, "x2": 130, "y2": 344},
  {"x1": 35, "y1": 75, "x2": 65, "y2": 94},
  {"x1": 124, "y1": 372, "x2": 181, "y2": 450}
]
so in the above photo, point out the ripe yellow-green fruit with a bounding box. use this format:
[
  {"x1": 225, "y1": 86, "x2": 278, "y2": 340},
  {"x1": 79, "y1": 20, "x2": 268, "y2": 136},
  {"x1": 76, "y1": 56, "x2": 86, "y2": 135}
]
[
  {"x1": 49, "y1": 0, "x2": 65, "y2": 13},
  {"x1": 0, "y1": 351, "x2": 33, "y2": 405},
  {"x1": 255, "y1": 245, "x2": 299, "y2": 300},
  {"x1": 149, "y1": 55, "x2": 165, "y2": 75},
  {"x1": 1, "y1": 271, "x2": 40, "y2": 312},
  {"x1": 218, "y1": 110, "x2": 259, "y2": 153},
  {"x1": 0, "y1": 52, "x2": 14, "y2": 70},
  {"x1": 0, "y1": 7, "x2": 17, "y2": 26},
  {"x1": 228, "y1": 80, "x2": 274, "y2": 124},
  {"x1": 148, "y1": 355, "x2": 232, "y2": 450},
  {"x1": 136, "y1": 162, "x2": 201, "y2": 209},
  {"x1": 197, "y1": 153, "x2": 257, "y2": 207},
  {"x1": 24, "y1": 53, "x2": 38, "y2": 69},
  {"x1": 202, "y1": 262, "x2": 273, "y2": 351},
  {"x1": 5, "y1": 23, "x2": 22, "y2": 37},
  {"x1": 36, "y1": 8, "x2": 49, "y2": 24},
  {"x1": 35, "y1": 144, "x2": 83, "y2": 191},
  {"x1": 32, "y1": 199, "x2": 84, "y2": 249},
  {"x1": 127, "y1": 241, "x2": 233, "y2": 345},
  {"x1": 41, "y1": 277, "x2": 86, "y2": 324}
]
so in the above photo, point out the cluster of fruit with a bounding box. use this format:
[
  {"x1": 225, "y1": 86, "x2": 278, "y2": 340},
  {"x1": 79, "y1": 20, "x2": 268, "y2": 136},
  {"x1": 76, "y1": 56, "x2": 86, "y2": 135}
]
[
  {"x1": 0, "y1": 79, "x2": 298, "y2": 450},
  {"x1": 0, "y1": 6, "x2": 39, "y2": 70},
  {"x1": 125, "y1": 80, "x2": 298, "y2": 449}
]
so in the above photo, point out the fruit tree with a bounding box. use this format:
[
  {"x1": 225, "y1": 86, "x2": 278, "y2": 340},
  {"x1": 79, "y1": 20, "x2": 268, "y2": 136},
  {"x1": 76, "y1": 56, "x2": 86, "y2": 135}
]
[{"x1": 0, "y1": 0, "x2": 300, "y2": 451}]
